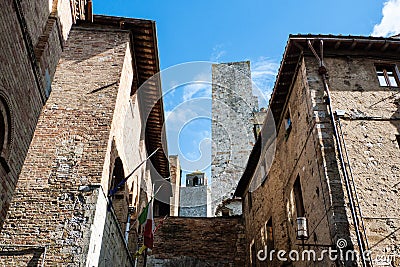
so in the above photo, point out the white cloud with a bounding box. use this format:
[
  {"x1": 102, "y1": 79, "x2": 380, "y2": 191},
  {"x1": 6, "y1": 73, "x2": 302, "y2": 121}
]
[
  {"x1": 165, "y1": 102, "x2": 212, "y2": 172},
  {"x1": 250, "y1": 57, "x2": 279, "y2": 105},
  {"x1": 210, "y1": 44, "x2": 227, "y2": 62},
  {"x1": 182, "y1": 83, "x2": 211, "y2": 101},
  {"x1": 372, "y1": 0, "x2": 400, "y2": 37},
  {"x1": 165, "y1": 106, "x2": 197, "y2": 131},
  {"x1": 182, "y1": 72, "x2": 212, "y2": 101},
  {"x1": 164, "y1": 99, "x2": 211, "y2": 136}
]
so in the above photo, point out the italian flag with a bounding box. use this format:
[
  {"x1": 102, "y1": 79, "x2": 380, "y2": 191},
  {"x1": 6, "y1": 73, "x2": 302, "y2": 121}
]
[
  {"x1": 139, "y1": 199, "x2": 155, "y2": 249},
  {"x1": 138, "y1": 198, "x2": 152, "y2": 225}
]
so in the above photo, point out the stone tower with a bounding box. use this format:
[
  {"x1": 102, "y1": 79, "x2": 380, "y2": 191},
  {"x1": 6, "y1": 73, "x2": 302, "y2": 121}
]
[
  {"x1": 211, "y1": 61, "x2": 258, "y2": 215},
  {"x1": 179, "y1": 171, "x2": 211, "y2": 217}
]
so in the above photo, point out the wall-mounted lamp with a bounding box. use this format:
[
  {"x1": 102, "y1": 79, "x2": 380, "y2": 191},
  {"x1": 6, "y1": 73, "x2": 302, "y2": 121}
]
[
  {"x1": 296, "y1": 217, "x2": 335, "y2": 248},
  {"x1": 296, "y1": 217, "x2": 308, "y2": 240}
]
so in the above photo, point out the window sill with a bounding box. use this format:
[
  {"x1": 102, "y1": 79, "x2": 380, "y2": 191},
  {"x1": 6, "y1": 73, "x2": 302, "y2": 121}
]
[{"x1": 378, "y1": 85, "x2": 399, "y2": 89}]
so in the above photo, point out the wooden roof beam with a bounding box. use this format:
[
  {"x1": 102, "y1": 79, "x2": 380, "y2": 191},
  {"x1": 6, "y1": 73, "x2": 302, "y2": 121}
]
[
  {"x1": 365, "y1": 42, "x2": 373, "y2": 51},
  {"x1": 280, "y1": 71, "x2": 295, "y2": 77},
  {"x1": 381, "y1": 42, "x2": 389, "y2": 51},
  {"x1": 137, "y1": 65, "x2": 157, "y2": 71},
  {"x1": 284, "y1": 60, "x2": 298, "y2": 65},
  {"x1": 292, "y1": 41, "x2": 304, "y2": 51},
  {"x1": 350, "y1": 40, "x2": 358, "y2": 50},
  {"x1": 334, "y1": 41, "x2": 341, "y2": 49}
]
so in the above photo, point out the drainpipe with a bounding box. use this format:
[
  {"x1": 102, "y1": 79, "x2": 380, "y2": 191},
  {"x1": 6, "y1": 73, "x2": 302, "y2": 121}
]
[{"x1": 307, "y1": 39, "x2": 368, "y2": 267}]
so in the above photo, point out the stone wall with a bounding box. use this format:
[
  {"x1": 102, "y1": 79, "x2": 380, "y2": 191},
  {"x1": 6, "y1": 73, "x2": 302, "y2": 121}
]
[
  {"x1": 241, "y1": 57, "x2": 339, "y2": 267},
  {"x1": 211, "y1": 61, "x2": 258, "y2": 215},
  {"x1": 179, "y1": 186, "x2": 211, "y2": 217},
  {"x1": 87, "y1": 186, "x2": 134, "y2": 267},
  {"x1": 240, "y1": 53, "x2": 400, "y2": 266},
  {"x1": 322, "y1": 56, "x2": 400, "y2": 265},
  {"x1": 169, "y1": 155, "x2": 180, "y2": 216},
  {"x1": 0, "y1": 0, "x2": 75, "y2": 229},
  {"x1": 0, "y1": 24, "x2": 141, "y2": 265},
  {"x1": 0, "y1": 185, "x2": 133, "y2": 266},
  {"x1": 148, "y1": 217, "x2": 246, "y2": 267}
]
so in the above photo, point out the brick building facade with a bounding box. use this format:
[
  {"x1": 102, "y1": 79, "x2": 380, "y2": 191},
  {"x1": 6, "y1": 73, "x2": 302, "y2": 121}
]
[
  {"x1": 0, "y1": 0, "x2": 82, "y2": 230},
  {"x1": 0, "y1": 3, "x2": 170, "y2": 265},
  {"x1": 235, "y1": 35, "x2": 400, "y2": 266},
  {"x1": 148, "y1": 217, "x2": 246, "y2": 267}
]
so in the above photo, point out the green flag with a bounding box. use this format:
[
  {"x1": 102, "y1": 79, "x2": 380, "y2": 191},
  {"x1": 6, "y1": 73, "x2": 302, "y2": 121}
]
[{"x1": 138, "y1": 198, "x2": 152, "y2": 225}]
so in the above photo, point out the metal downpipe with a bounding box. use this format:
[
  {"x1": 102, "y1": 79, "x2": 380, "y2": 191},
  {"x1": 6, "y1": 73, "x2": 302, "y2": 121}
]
[{"x1": 307, "y1": 39, "x2": 368, "y2": 267}]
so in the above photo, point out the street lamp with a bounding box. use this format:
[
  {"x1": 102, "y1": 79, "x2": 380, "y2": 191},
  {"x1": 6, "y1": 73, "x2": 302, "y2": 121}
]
[{"x1": 296, "y1": 217, "x2": 308, "y2": 240}]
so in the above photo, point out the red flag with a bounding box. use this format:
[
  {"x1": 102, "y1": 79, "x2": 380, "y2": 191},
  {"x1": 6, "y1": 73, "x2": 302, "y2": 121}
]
[{"x1": 143, "y1": 199, "x2": 154, "y2": 249}]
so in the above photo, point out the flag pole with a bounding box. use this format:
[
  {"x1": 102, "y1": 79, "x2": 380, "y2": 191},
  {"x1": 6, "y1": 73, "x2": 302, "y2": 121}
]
[
  {"x1": 143, "y1": 248, "x2": 148, "y2": 267},
  {"x1": 143, "y1": 183, "x2": 156, "y2": 265},
  {"x1": 109, "y1": 148, "x2": 160, "y2": 197}
]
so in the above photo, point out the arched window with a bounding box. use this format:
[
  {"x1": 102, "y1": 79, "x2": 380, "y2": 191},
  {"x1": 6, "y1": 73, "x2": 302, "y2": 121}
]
[
  {"x1": 0, "y1": 110, "x2": 5, "y2": 154},
  {"x1": 0, "y1": 97, "x2": 11, "y2": 173},
  {"x1": 109, "y1": 156, "x2": 128, "y2": 230},
  {"x1": 110, "y1": 157, "x2": 125, "y2": 192},
  {"x1": 193, "y1": 176, "x2": 199, "y2": 186}
]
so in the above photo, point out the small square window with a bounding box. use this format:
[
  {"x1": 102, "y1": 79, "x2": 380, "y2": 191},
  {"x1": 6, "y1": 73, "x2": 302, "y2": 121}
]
[{"x1": 375, "y1": 65, "x2": 399, "y2": 87}]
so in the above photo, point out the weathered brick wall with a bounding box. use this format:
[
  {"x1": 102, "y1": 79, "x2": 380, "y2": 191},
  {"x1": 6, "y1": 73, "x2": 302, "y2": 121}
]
[
  {"x1": 86, "y1": 186, "x2": 134, "y2": 267},
  {"x1": 0, "y1": 185, "x2": 133, "y2": 266},
  {"x1": 0, "y1": 25, "x2": 140, "y2": 265},
  {"x1": 211, "y1": 61, "x2": 258, "y2": 215},
  {"x1": 20, "y1": 0, "x2": 74, "y2": 47},
  {"x1": 0, "y1": 0, "x2": 73, "y2": 229},
  {"x1": 148, "y1": 217, "x2": 246, "y2": 267},
  {"x1": 0, "y1": 184, "x2": 99, "y2": 266},
  {"x1": 20, "y1": 0, "x2": 53, "y2": 47}
]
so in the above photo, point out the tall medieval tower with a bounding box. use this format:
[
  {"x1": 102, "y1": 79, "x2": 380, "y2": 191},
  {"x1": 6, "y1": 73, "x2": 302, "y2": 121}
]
[
  {"x1": 211, "y1": 61, "x2": 258, "y2": 215},
  {"x1": 179, "y1": 171, "x2": 211, "y2": 217}
]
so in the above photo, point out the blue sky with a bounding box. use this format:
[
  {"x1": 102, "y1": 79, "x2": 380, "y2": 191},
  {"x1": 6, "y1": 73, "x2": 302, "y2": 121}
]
[{"x1": 94, "y1": 0, "x2": 400, "y2": 184}]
